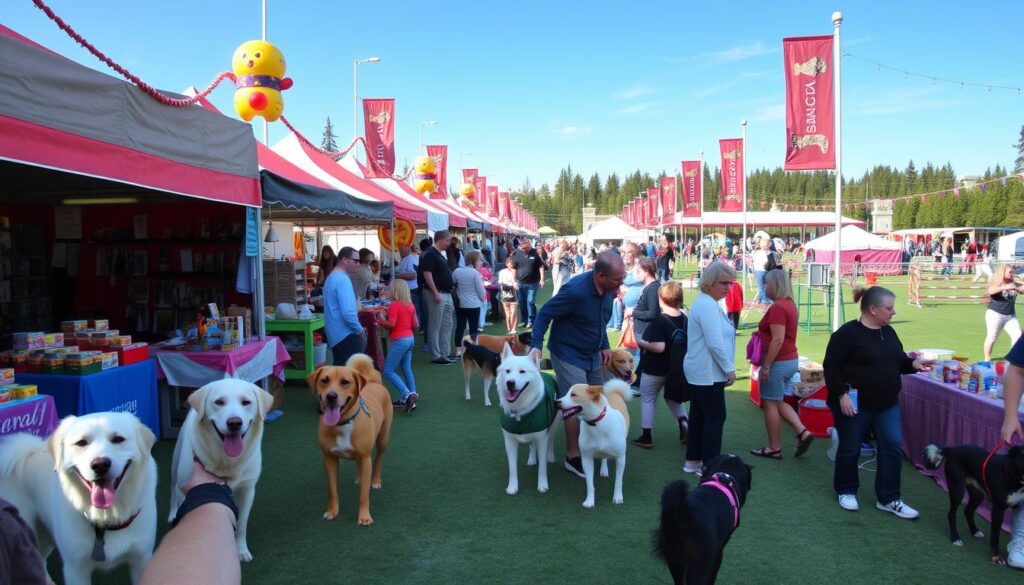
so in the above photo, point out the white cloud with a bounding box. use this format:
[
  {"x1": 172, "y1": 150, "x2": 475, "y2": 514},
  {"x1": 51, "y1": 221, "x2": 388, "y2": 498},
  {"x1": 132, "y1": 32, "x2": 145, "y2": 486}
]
[
  {"x1": 616, "y1": 101, "x2": 658, "y2": 115},
  {"x1": 614, "y1": 85, "x2": 653, "y2": 100},
  {"x1": 671, "y1": 41, "x2": 779, "y2": 65}
]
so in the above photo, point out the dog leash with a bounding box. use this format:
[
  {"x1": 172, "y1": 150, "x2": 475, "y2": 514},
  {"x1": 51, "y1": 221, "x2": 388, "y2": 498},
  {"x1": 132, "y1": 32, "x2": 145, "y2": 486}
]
[
  {"x1": 981, "y1": 440, "x2": 1009, "y2": 499},
  {"x1": 90, "y1": 510, "x2": 141, "y2": 561}
]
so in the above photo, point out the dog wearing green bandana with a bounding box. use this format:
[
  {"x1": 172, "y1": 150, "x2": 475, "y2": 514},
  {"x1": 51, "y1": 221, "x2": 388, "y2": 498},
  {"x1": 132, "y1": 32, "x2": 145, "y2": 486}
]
[{"x1": 498, "y1": 342, "x2": 559, "y2": 495}]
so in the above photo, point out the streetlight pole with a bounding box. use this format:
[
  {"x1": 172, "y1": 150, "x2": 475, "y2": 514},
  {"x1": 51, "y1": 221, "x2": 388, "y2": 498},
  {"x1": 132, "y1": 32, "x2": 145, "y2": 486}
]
[
  {"x1": 353, "y1": 57, "x2": 382, "y2": 141},
  {"x1": 832, "y1": 11, "x2": 844, "y2": 331},
  {"x1": 741, "y1": 118, "x2": 748, "y2": 261},
  {"x1": 419, "y1": 121, "x2": 438, "y2": 154}
]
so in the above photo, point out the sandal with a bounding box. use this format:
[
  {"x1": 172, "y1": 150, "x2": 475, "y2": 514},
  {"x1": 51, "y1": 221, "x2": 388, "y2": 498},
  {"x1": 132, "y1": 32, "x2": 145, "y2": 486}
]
[
  {"x1": 795, "y1": 429, "x2": 814, "y2": 458},
  {"x1": 750, "y1": 447, "x2": 782, "y2": 460}
]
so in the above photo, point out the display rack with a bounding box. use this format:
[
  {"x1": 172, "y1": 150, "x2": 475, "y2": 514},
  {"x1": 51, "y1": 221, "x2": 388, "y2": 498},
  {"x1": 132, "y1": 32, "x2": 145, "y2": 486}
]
[
  {"x1": 11, "y1": 224, "x2": 52, "y2": 333},
  {"x1": 263, "y1": 260, "x2": 308, "y2": 308}
]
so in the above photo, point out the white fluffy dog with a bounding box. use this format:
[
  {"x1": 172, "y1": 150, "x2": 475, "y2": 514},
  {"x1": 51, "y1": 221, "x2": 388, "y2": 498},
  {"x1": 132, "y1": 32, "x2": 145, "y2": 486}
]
[
  {"x1": 496, "y1": 342, "x2": 559, "y2": 495},
  {"x1": 0, "y1": 413, "x2": 158, "y2": 585},
  {"x1": 557, "y1": 380, "x2": 632, "y2": 507},
  {"x1": 169, "y1": 378, "x2": 273, "y2": 562}
]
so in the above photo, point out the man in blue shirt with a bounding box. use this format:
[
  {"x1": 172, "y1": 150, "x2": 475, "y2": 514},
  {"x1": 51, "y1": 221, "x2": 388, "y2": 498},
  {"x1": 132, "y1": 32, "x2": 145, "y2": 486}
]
[
  {"x1": 324, "y1": 246, "x2": 366, "y2": 365},
  {"x1": 529, "y1": 251, "x2": 625, "y2": 477}
]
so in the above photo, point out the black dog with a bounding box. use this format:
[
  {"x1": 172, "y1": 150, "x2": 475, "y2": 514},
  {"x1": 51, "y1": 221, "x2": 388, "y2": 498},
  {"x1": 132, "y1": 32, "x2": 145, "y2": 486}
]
[
  {"x1": 654, "y1": 455, "x2": 753, "y2": 585},
  {"x1": 924, "y1": 443, "x2": 1024, "y2": 564}
]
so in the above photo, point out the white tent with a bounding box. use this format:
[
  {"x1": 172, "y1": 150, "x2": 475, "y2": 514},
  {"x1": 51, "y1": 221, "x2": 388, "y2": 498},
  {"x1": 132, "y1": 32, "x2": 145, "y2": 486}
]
[
  {"x1": 805, "y1": 225, "x2": 901, "y2": 274},
  {"x1": 579, "y1": 216, "x2": 646, "y2": 247}
]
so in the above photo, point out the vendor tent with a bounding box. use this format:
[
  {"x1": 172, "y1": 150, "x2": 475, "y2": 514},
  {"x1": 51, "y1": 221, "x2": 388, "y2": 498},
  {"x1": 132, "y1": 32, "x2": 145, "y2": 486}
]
[
  {"x1": 579, "y1": 216, "x2": 646, "y2": 247},
  {"x1": 337, "y1": 154, "x2": 454, "y2": 232},
  {"x1": 805, "y1": 225, "x2": 902, "y2": 274}
]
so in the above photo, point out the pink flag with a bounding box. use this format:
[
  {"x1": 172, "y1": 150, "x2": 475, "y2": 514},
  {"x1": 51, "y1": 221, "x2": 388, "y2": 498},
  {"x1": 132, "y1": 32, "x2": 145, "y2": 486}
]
[
  {"x1": 681, "y1": 161, "x2": 702, "y2": 217},
  {"x1": 488, "y1": 187, "x2": 499, "y2": 217},
  {"x1": 660, "y1": 177, "x2": 677, "y2": 222},
  {"x1": 783, "y1": 35, "x2": 835, "y2": 170},
  {"x1": 719, "y1": 138, "x2": 744, "y2": 212},
  {"x1": 473, "y1": 176, "x2": 487, "y2": 212},
  {"x1": 362, "y1": 98, "x2": 395, "y2": 178},
  {"x1": 647, "y1": 188, "x2": 660, "y2": 226},
  {"x1": 426, "y1": 145, "x2": 447, "y2": 199}
]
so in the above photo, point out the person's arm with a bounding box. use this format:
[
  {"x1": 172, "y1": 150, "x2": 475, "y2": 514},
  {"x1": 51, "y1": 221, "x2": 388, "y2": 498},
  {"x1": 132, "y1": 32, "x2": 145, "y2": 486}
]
[
  {"x1": 377, "y1": 309, "x2": 397, "y2": 330},
  {"x1": 475, "y1": 272, "x2": 487, "y2": 302},
  {"x1": 698, "y1": 301, "x2": 735, "y2": 377},
  {"x1": 397, "y1": 258, "x2": 416, "y2": 281},
  {"x1": 632, "y1": 285, "x2": 661, "y2": 322},
  {"x1": 638, "y1": 319, "x2": 666, "y2": 354},
  {"x1": 529, "y1": 286, "x2": 575, "y2": 353},
  {"x1": 337, "y1": 279, "x2": 363, "y2": 333},
  {"x1": 987, "y1": 280, "x2": 1013, "y2": 295},
  {"x1": 760, "y1": 323, "x2": 786, "y2": 376},
  {"x1": 823, "y1": 327, "x2": 857, "y2": 416},
  {"x1": 1004, "y1": 365, "x2": 1024, "y2": 443},
  {"x1": 141, "y1": 462, "x2": 240, "y2": 585}
]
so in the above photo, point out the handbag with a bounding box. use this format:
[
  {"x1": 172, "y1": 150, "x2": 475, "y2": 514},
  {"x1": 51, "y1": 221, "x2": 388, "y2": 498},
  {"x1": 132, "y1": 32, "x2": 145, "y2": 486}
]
[
  {"x1": 618, "y1": 317, "x2": 638, "y2": 350},
  {"x1": 746, "y1": 331, "x2": 765, "y2": 366}
]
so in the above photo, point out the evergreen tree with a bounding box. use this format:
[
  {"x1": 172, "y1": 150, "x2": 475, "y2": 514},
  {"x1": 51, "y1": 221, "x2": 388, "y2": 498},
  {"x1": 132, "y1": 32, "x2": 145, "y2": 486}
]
[
  {"x1": 321, "y1": 116, "x2": 338, "y2": 152},
  {"x1": 1015, "y1": 125, "x2": 1024, "y2": 174}
]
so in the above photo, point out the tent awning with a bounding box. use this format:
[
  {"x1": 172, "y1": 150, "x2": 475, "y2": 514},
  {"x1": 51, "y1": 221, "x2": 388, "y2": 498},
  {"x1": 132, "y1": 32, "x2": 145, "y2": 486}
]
[
  {"x1": 805, "y1": 225, "x2": 901, "y2": 251},
  {"x1": 0, "y1": 27, "x2": 259, "y2": 207},
  {"x1": 669, "y1": 210, "x2": 865, "y2": 228},
  {"x1": 260, "y1": 171, "x2": 392, "y2": 221},
  {"x1": 338, "y1": 155, "x2": 454, "y2": 231}
]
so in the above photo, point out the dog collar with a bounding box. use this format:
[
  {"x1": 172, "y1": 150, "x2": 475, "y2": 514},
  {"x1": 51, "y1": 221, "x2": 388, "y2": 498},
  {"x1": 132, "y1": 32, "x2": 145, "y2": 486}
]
[
  {"x1": 982, "y1": 440, "x2": 1009, "y2": 499},
  {"x1": 583, "y1": 406, "x2": 607, "y2": 426},
  {"x1": 703, "y1": 472, "x2": 740, "y2": 529},
  {"x1": 338, "y1": 397, "x2": 371, "y2": 427},
  {"x1": 91, "y1": 510, "x2": 141, "y2": 562}
]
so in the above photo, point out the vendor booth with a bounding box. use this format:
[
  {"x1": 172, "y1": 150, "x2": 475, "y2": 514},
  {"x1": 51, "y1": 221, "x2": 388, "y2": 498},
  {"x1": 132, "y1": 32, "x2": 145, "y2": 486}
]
[
  {"x1": 804, "y1": 225, "x2": 902, "y2": 275},
  {"x1": 578, "y1": 216, "x2": 647, "y2": 248}
]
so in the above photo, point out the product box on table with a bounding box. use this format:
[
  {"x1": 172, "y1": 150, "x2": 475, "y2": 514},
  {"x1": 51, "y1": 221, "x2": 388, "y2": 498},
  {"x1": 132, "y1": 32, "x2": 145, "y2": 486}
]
[
  {"x1": 11, "y1": 385, "x2": 37, "y2": 399},
  {"x1": 3, "y1": 351, "x2": 28, "y2": 374},
  {"x1": 61, "y1": 320, "x2": 89, "y2": 334},
  {"x1": 109, "y1": 336, "x2": 133, "y2": 347},
  {"x1": 76, "y1": 330, "x2": 96, "y2": 345},
  {"x1": 0, "y1": 388, "x2": 10, "y2": 404},
  {"x1": 13, "y1": 332, "x2": 45, "y2": 351},
  {"x1": 43, "y1": 333, "x2": 64, "y2": 348},
  {"x1": 226, "y1": 306, "x2": 251, "y2": 344},
  {"x1": 92, "y1": 319, "x2": 109, "y2": 332},
  {"x1": 0, "y1": 368, "x2": 13, "y2": 386},
  {"x1": 90, "y1": 331, "x2": 120, "y2": 348},
  {"x1": 41, "y1": 356, "x2": 64, "y2": 375},
  {"x1": 799, "y1": 362, "x2": 824, "y2": 385},
  {"x1": 26, "y1": 350, "x2": 48, "y2": 374},
  {"x1": 65, "y1": 351, "x2": 103, "y2": 376},
  {"x1": 100, "y1": 352, "x2": 119, "y2": 370},
  {"x1": 115, "y1": 343, "x2": 149, "y2": 366}
]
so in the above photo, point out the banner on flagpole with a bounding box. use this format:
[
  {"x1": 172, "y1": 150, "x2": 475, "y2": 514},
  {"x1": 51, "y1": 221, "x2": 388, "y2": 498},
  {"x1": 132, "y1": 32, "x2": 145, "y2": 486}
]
[
  {"x1": 489, "y1": 187, "x2": 499, "y2": 217},
  {"x1": 647, "y1": 188, "x2": 661, "y2": 226},
  {"x1": 681, "y1": 161, "x2": 702, "y2": 217},
  {"x1": 362, "y1": 98, "x2": 395, "y2": 178},
  {"x1": 719, "y1": 138, "x2": 744, "y2": 212},
  {"x1": 473, "y1": 176, "x2": 487, "y2": 212},
  {"x1": 426, "y1": 145, "x2": 447, "y2": 199},
  {"x1": 660, "y1": 177, "x2": 676, "y2": 222},
  {"x1": 783, "y1": 35, "x2": 835, "y2": 171}
]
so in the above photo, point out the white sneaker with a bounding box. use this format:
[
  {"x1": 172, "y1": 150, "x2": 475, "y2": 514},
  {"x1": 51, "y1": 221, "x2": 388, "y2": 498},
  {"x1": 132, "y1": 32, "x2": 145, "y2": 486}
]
[
  {"x1": 838, "y1": 494, "x2": 860, "y2": 511},
  {"x1": 876, "y1": 499, "x2": 919, "y2": 519},
  {"x1": 1008, "y1": 539, "x2": 1024, "y2": 569},
  {"x1": 682, "y1": 463, "x2": 703, "y2": 476}
]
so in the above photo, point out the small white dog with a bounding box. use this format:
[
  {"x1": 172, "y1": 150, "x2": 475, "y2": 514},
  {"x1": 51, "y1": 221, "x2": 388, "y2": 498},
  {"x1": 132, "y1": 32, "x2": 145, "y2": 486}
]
[
  {"x1": 496, "y1": 342, "x2": 559, "y2": 495},
  {"x1": 557, "y1": 379, "x2": 632, "y2": 507},
  {"x1": 169, "y1": 378, "x2": 273, "y2": 562},
  {"x1": 0, "y1": 412, "x2": 158, "y2": 585}
]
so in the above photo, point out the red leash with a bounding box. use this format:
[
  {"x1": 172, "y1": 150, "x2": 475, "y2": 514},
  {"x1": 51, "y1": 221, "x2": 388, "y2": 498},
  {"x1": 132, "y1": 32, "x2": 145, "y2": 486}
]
[{"x1": 981, "y1": 440, "x2": 1009, "y2": 498}]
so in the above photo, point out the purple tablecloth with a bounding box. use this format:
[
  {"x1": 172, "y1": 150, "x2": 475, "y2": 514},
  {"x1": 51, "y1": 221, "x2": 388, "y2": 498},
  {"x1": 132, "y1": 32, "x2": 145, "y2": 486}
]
[
  {"x1": 901, "y1": 373, "x2": 1024, "y2": 533},
  {"x1": 0, "y1": 395, "x2": 58, "y2": 438}
]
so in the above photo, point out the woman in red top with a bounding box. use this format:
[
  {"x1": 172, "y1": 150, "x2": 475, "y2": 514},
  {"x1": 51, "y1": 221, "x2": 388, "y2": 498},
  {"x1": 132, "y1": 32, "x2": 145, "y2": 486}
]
[
  {"x1": 724, "y1": 280, "x2": 744, "y2": 330},
  {"x1": 750, "y1": 268, "x2": 813, "y2": 459},
  {"x1": 377, "y1": 279, "x2": 420, "y2": 413}
]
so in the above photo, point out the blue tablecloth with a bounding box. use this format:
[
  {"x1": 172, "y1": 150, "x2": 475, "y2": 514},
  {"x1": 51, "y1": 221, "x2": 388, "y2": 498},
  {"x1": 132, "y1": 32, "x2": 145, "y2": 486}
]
[{"x1": 16, "y1": 360, "x2": 160, "y2": 439}]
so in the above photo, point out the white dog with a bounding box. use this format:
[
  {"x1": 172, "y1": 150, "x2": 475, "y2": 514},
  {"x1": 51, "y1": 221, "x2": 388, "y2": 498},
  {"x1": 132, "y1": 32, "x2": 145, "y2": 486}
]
[
  {"x1": 0, "y1": 413, "x2": 158, "y2": 585},
  {"x1": 496, "y1": 342, "x2": 559, "y2": 495},
  {"x1": 169, "y1": 378, "x2": 273, "y2": 562},
  {"x1": 556, "y1": 380, "x2": 631, "y2": 507}
]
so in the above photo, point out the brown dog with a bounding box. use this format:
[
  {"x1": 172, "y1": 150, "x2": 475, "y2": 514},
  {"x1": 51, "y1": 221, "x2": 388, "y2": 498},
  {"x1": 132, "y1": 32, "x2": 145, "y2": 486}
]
[
  {"x1": 307, "y1": 354, "x2": 393, "y2": 526},
  {"x1": 470, "y1": 332, "x2": 532, "y2": 355},
  {"x1": 603, "y1": 349, "x2": 636, "y2": 384}
]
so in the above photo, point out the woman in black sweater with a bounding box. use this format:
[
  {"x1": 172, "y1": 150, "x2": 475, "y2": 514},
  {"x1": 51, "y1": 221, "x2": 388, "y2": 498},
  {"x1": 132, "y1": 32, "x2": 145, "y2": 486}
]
[
  {"x1": 626, "y1": 258, "x2": 661, "y2": 387},
  {"x1": 823, "y1": 286, "x2": 932, "y2": 519}
]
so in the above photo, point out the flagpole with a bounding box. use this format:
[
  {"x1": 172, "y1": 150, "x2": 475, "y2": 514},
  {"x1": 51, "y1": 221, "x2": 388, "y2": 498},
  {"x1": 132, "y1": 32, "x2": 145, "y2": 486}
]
[
  {"x1": 699, "y1": 149, "x2": 705, "y2": 252},
  {"x1": 741, "y1": 119, "x2": 748, "y2": 288},
  {"x1": 832, "y1": 11, "x2": 844, "y2": 331}
]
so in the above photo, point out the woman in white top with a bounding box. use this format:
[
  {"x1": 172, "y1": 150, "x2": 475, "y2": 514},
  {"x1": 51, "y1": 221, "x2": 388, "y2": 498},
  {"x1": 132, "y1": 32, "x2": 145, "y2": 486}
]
[
  {"x1": 452, "y1": 249, "x2": 488, "y2": 355},
  {"x1": 682, "y1": 261, "x2": 738, "y2": 475},
  {"x1": 751, "y1": 237, "x2": 771, "y2": 304},
  {"x1": 498, "y1": 257, "x2": 519, "y2": 334}
]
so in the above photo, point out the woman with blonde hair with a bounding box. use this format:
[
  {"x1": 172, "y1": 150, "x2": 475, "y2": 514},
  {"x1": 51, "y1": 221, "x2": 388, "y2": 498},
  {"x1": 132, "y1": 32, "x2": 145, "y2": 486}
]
[
  {"x1": 984, "y1": 263, "x2": 1024, "y2": 360},
  {"x1": 377, "y1": 279, "x2": 419, "y2": 412},
  {"x1": 632, "y1": 281, "x2": 689, "y2": 448},
  {"x1": 751, "y1": 268, "x2": 813, "y2": 459}
]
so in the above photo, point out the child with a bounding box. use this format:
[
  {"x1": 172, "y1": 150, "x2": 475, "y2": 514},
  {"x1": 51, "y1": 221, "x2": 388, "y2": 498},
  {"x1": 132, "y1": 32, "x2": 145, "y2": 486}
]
[
  {"x1": 498, "y1": 257, "x2": 519, "y2": 334},
  {"x1": 632, "y1": 281, "x2": 689, "y2": 448},
  {"x1": 376, "y1": 279, "x2": 419, "y2": 413},
  {"x1": 724, "y1": 279, "x2": 744, "y2": 329}
]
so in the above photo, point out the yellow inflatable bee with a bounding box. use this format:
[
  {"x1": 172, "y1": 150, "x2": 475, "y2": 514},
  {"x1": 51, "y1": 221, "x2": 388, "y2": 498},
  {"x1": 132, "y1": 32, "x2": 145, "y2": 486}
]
[
  {"x1": 413, "y1": 155, "x2": 437, "y2": 194},
  {"x1": 232, "y1": 40, "x2": 293, "y2": 122}
]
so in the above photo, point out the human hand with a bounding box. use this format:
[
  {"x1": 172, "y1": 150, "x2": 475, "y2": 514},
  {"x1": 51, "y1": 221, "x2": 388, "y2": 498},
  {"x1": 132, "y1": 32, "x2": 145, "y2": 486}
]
[
  {"x1": 624, "y1": 308, "x2": 634, "y2": 319},
  {"x1": 839, "y1": 393, "x2": 857, "y2": 417},
  {"x1": 1003, "y1": 418, "x2": 1023, "y2": 445},
  {"x1": 759, "y1": 364, "x2": 771, "y2": 379},
  {"x1": 912, "y1": 358, "x2": 934, "y2": 372},
  {"x1": 600, "y1": 349, "x2": 612, "y2": 367},
  {"x1": 433, "y1": 291, "x2": 442, "y2": 303},
  {"x1": 725, "y1": 370, "x2": 736, "y2": 386},
  {"x1": 181, "y1": 459, "x2": 225, "y2": 495}
]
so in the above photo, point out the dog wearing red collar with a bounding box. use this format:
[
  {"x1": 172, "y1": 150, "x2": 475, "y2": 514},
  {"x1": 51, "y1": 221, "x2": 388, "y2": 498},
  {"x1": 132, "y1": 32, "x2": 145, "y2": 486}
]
[
  {"x1": 655, "y1": 454, "x2": 753, "y2": 585},
  {"x1": 557, "y1": 379, "x2": 632, "y2": 507}
]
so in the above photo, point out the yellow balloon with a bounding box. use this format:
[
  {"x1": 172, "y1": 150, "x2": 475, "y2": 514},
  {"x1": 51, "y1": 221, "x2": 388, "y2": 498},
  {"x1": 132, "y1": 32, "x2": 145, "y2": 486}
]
[
  {"x1": 232, "y1": 40, "x2": 292, "y2": 123},
  {"x1": 414, "y1": 155, "x2": 436, "y2": 174},
  {"x1": 414, "y1": 176, "x2": 436, "y2": 194},
  {"x1": 460, "y1": 183, "x2": 475, "y2": 198}
]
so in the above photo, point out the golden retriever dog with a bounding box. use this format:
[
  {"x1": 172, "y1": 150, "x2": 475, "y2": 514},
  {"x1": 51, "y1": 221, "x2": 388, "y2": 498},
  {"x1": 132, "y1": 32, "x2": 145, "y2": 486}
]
[
  {"x1": 603, "y1": 349, "x2": 636, "y2": 384},
  {"x1": 0, "y1": 413, "x2": 157, "y2": 585}
]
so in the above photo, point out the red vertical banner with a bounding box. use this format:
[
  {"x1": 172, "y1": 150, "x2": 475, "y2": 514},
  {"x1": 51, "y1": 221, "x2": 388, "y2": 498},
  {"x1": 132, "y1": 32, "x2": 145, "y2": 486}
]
[
  {"x1": 499, "y1": 191, "x2": 510, "y2": 219},
  {"x1": 633, "y1": 199, "x2": 642, "y2": 227},
  {"x1": 783, "y1": 35, "x2": 835, "y2": 171},
  {"x1": 426, "y1": 145, "x2": 447, "y2": 199},
  {"x1": 660, "y1": 177, "x2": 677, "y2": 222},
  {"x1": 488, "y1": 187, "x2": 499, "y2": 217},
  {"x1": 680, "y1": 161, "x2": 702, "y2": 217},
  {"x1": 362, "y1": 98, "x2": 395, "y2": 178},
  {"x1": 623, "y1": 205, "x2": 630, "y2": 225},
  {"x1": 637, "y1": 198, "x2": 647, "y2": 228},
  {"x1": 473, "y1": 176, "x2": 487, "y2": 213},
  {"x1": 719, "y1": 138, "x2": 744, "y2": 212},
  {"x1": 647, "y1": 188, "x2": 660, "y2": 226},
  {"x1": 493, "y1": 190, "x2": 503, "y2": 218}
]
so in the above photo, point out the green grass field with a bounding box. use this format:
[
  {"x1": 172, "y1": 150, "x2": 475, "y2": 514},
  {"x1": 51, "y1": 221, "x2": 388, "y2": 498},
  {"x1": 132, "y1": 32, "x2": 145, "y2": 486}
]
[{"x1": 56, "y1": 264, "x2": 1024, "y2": 584}]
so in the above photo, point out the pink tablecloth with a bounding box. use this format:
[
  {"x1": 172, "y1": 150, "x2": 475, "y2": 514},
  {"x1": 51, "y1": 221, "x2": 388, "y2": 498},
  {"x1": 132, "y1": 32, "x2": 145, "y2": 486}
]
[
  {"x1": 153, "y1": 337, "x2": 291, "y2": 387},
  {"x1": 901, "y1": 373, "x2": 1024, "y2": 533}
]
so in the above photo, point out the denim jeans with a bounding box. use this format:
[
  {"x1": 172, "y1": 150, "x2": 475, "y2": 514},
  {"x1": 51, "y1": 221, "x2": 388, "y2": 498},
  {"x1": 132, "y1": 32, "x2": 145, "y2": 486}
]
[
  {"x1": 685, "y1": 382, "x2": 727, "y2": 463},
  {"x1": 518, "y1": 283, "x2": 539, "y2": 325},
  {"x1": 331, "y1": 333, "x2": 366, "y2": 366},
  {"x1": 608, "y1": 298, "x2": 624, "y2": 330},
  {"x1": 754, "y1": 270, "x2": 768, "y2": 304},
  {"x1": 382, "y1": 335, "x2": 416, "y2": 401},
  {"x1": 830, "y1": 402, "x2": 903, "y2": 504}
]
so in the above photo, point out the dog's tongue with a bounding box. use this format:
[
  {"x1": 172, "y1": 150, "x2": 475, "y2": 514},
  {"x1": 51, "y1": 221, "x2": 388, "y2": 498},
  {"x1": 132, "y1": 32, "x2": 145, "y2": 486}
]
[
  {"x1": 223, "y1": 434, "x2": 245, "y2": 458},
  {"x1": 322, "y1": 405, "x2": 342, "y2": 427},
  {"x1": 507, "y1": 388, "x2": 521, "y2": 402},
  {"x1": 90, "y1": 480, "x2": 116, "y2": 509}
]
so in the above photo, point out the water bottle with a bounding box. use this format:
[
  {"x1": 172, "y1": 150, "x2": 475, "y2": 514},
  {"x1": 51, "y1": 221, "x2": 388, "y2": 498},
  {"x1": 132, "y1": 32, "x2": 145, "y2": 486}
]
[{"x1": 848, "y1": 389, "x2": 859, "y2": 414}]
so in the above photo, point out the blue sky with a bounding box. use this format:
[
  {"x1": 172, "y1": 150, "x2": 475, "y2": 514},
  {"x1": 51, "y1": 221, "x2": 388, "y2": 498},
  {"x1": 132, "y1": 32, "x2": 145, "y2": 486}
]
[{"x1": 6, "y1": 1, "x2": 1023, "y2": 192}]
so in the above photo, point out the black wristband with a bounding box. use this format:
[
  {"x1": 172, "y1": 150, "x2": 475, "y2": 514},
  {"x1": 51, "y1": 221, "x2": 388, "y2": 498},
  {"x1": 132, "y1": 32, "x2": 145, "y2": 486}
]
[{"x1": 171, "y1": 483, "x2": 239, "y2": 527}]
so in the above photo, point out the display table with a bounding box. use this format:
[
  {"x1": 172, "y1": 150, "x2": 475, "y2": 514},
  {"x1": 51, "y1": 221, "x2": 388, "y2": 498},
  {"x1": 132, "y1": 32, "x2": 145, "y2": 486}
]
[
  {"x1": 901, "y1": 373, "x2": 1024, "y2": 533},
  {"x1": 0, "y1": 394, "x2": 58, "y2": 438},
  {"x1": 264, "y1": 317, "x2": 325, "y2": 380},
  {"x1": 16, "y1": 360, "x2": 160, "y2": 439},
  {"x1": 153, "y1": 338, "x2": 290, "y2": 438},
  {"x1": 359, "y1": 309, "x2": 386, "y2": 370}
]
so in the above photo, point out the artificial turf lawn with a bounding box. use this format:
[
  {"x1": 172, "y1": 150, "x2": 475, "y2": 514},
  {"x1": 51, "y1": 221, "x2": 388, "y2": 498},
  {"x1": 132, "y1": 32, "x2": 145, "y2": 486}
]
[{"x1": 54, "y1": 267, "x2": 1024, "y2": 584}]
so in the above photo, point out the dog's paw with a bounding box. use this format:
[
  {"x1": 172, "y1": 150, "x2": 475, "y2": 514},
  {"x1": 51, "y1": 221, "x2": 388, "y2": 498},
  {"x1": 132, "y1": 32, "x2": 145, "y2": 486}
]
[
  {"x1": 538, "y1": 482, "x2": 548, "y2": 493},
  {"x1": 600, "y1": 467, "x2": 610, "y2": 478},
  {"x1": 582, "y1": 499, "x2": 595, "y2": 508},
  {"x1": 527, "y1": 456, "x2": 537, "y2": 466},
  {"x1": 238, "y1": 548, "x2": 253, "y2": 562},
  {"x1": 485, "y1": 400, "x2": 492, "y2": 407},
  {"x1": 993, "y1": 555, "x2": 1007, "y2": 566},
  {"x1": 323, "y1": 511, "x2": 338, "y2": 521},
  {"x1": 952, "y1": 539, "x2": 964, "y2": 547},
  {"x1": 372, "y1": 482, "x2": 382, "y2": 489},
  {"x1": 506, "y1": 484, "x2": 518, "y2": 495},
  {"x1": 973, "y1": 530, "x2": 985, "y2": 538},
  {"x1": 613, "y1": 494, "x2": 624, "y2": 505},
  {"x1": 547, "y1": 454, "x2": 555, "y2": 463},
  {"x1": 357, "y1": 514, "x2": 374, "y2": 526}
]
